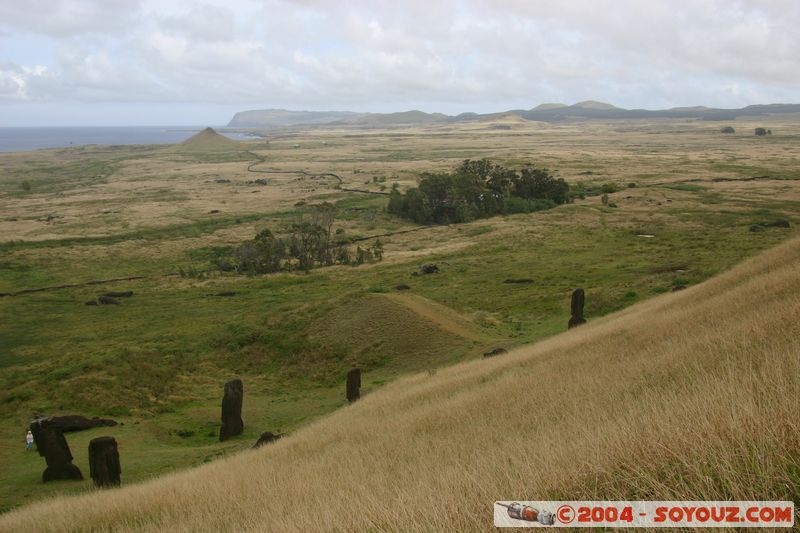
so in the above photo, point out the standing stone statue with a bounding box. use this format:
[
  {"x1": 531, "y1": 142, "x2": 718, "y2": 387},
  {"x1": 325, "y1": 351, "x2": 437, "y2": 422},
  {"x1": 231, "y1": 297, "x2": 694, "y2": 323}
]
[
  {"x1": 346, "y1": 368, "x2": 361, "y2": 403},
  {"x1": 29, "y1": 417, "x2": 83, "y2": 482},
  {"x1": 568, "y1": 288, "x2": 587, "y2": 329},
  {"x1": 219, "y1": 379, "x2": 244, "y2": 441},
  {"x1": 88, "y1": 436, "x2": 121, "y2": 487}
]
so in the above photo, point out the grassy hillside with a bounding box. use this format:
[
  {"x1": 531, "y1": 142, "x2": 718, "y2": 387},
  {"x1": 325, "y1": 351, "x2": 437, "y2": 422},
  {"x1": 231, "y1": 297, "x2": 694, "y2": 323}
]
[
  {"x1": 172, "y1": 127, "x2": 242, "y2": 152},
  {"x1": 228, "y1": 109, "x2": 360, "y2": 128},
  {"x1": 351, "y1": 110, "x2": 449, "y2": 125},
  {"x1": 2, "y1": 236, "x2": 798, "y2": 532},
  {"x1": 1, "y1": 117, "x2": 799, "y2": 514}
]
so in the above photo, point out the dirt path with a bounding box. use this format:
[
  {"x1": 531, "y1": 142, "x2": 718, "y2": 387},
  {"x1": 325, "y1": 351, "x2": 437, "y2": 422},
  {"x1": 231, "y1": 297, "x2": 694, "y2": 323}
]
[
  {"x1": 0, "y1": 275, "x2": 148, "y2": 297},
  {"x1": 2, "y1": 152, "x2": 429, "y2": 296},
  {"x1": 382, "y1": 292, "x2": 485, "y2": 342},
  {"x1": 0, "y1": 224, "x2": 433, "y2": 296},
  {"x1": 245, "y1": 151, "x2": 390, "y2": 196}
]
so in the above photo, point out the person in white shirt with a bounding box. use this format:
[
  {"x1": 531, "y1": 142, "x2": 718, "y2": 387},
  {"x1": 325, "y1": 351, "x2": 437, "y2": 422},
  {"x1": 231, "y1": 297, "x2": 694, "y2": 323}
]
[{"x1": 26, "y1": 430, "x2": 34, "y2": 451}]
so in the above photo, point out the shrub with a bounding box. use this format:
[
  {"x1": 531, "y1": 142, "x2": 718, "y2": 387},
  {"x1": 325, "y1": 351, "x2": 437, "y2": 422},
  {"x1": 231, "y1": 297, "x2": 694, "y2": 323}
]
[
  {"x1": 505, "y1": 197, "x2": 556, "y2": 214},
  {"x1": 388, "y1": 159, "x2": 569, "y2": 225},
  {"x1": 226, "y1": 204, "x2": 384, "y2": 275}
]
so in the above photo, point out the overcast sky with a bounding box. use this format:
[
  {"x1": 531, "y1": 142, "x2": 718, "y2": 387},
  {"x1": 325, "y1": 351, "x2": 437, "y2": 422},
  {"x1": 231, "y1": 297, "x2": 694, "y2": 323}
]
[{"x1": 1, "y1": 0, "x2": 798, "y2": 126}]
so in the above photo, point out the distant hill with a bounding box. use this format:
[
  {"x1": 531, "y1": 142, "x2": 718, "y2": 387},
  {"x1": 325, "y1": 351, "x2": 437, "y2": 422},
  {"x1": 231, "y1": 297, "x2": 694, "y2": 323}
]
[
  {"x1": 669, "y1": 105, "x2": 711, "y2": 112},
  {"x1": 478, "y1": 113, "x2": 531, "y2": 127},
  {"x1": 228, "y1": 109, "x2": 360, "y2": 128},
  {"x1": 516, "y1": 102, "x2": 800, "y2": 122},
  {"x1": 572, "y1": 100, "x2": 619, "y2": 110},
  {"x1": 531, "y1": 103, "x2": 567, "y2": 110},
  {"x1": 228, "y1": 109, "x2": 450, "y2": 128},
  {"x1": 480, "y1": 113, "x2": 529, "y2": 122},
  {"x1": 228, "y1": 102, "x2": 800, "y2": 128},
  {"x1": 349, "y1": 110, "x2": 449, "y2": 126},
  {"x1": 176, "y1": 127, "x2": 241, "y2": 151}
]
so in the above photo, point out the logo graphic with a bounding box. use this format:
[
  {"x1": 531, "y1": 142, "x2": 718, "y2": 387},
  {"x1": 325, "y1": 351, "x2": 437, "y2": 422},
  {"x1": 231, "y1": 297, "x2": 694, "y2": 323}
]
[
  {"x1": 494, "y1": 501, "x2": 794, "y2": 528},
  {"x1": 495, "y1": 502, "x2": 555, "y2": 526},
  {"x1": 556, "y1": 505, "x2": 575, "y2": 524}
]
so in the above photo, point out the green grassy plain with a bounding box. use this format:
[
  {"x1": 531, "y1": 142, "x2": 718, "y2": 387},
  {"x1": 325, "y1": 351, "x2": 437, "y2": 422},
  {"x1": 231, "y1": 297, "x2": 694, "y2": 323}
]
[{"x1": 1, "y1": 116, "x2": 798, "y2": 512}]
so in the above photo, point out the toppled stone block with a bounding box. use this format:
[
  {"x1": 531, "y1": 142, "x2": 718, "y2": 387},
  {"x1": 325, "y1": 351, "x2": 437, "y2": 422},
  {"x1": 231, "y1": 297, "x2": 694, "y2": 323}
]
[
  {"x1": 104, "y1": 291, "x2": 133, "y2": 298},
  {"x1": 51, "y1": 415, "x2": 118, "y2": 433},
  {"x1": 483, "y1": 347, "x2": 508, "y2": 358},
  {"x1": 253, "y1": 431, "x2": 281, "y2": 449},
  {"x1": 419, "y1": 264, "x2": 439, "y2": 275}
]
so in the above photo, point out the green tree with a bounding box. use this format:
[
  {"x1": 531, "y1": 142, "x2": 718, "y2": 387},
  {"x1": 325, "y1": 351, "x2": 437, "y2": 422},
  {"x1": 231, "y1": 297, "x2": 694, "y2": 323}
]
[
  {"x1": 307, "y1": 202, "x2": 337, "y2": 265},
  {"x1": 512, "y1": 167, "x2": 569, "y2": 204},
  {"x1": 387, "y1": 184, "x2": 404, "y2": 215},
  {"x1": 288, "y1": 222, "x2": 326, "y2": 270},
  {"x1": 235, "y1": 229, "x2": 287, "y2": 274},
  {"x1": 405, "y1": 187, "x2": 432, "y2": 224},
  {"x1": 418, "y1": 173, "x2": 455, "y2": 222},
  {"x1": 386, "y1": 159, "x2": 570, "y2": 225},
  {"x1": 371, "y1": 239, "x2": 384, "y2": 261}
]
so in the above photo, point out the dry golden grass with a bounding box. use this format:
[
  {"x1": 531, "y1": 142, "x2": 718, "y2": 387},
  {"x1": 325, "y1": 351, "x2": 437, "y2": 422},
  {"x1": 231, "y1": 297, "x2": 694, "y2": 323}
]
[
  {"x1": 382, "y1": 292, "x2": 486, "y2": 342},
  {"x1": 4, "y1": 115, "x2": 799, "y2": 243},
  {"x1": 2, "y1": 236, "x2": 798, "y2": 532},
  {"x1": 309, "y1": 292, "x2": 487, "y2": 374}
]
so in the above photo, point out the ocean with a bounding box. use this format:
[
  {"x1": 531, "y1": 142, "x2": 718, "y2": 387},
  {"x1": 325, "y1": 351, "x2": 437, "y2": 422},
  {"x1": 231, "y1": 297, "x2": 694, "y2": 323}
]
[{"x1": 0, "y1": 126, "x2": 249, "y2": 153}]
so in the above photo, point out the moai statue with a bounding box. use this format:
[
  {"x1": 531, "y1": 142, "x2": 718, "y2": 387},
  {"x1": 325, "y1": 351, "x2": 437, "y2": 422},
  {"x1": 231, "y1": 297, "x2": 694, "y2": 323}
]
[
  {"x1": 29, "y1": 417, "x2": 83, "y2": 482},
  {"x1": 567, "y1": 288, "x2": 587, "y2": 329},
  {"x1": 346, "y1": 368, "x2": 361, "y2": 403},
  {"x1": 88, "y1": 436, "x2": 121, "y2": 487},
  {"x1": 219, "y1": 379, "x2": 244, "y2": 441}
]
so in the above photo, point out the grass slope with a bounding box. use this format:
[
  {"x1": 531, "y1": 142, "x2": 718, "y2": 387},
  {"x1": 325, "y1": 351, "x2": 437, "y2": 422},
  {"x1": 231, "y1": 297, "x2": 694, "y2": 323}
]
[
  {"x1": 1, "y1": 117, "x2": 798, "y2": 515},
  {"x1": 2, "y1": 237, "x2": 798, "y2": 532},
  {"x1": 174, "y1": 128, "x2": 241, "y2": 152},
  {"x1": 309, "y1": 293, "x2": 487, "y2": 372}
]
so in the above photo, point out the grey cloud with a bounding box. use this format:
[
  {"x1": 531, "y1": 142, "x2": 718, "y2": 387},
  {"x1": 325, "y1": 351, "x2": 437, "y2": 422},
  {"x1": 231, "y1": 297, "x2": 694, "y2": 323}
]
[
  {"x1": 159, "y1": 3, "x2": 238, "y2": 42},
  {"x1": 0, "y1": 67, "x2": 23, "y2": 95},
  {"x1": 0, "y1": 0, "x2": 798, "y2": 114},
  {"x1": 0, "y1": 63, "x2": 54, "y2": 100},
  {"x1": 0, "y1": 0, "x2": 142, "y2": 37}
]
